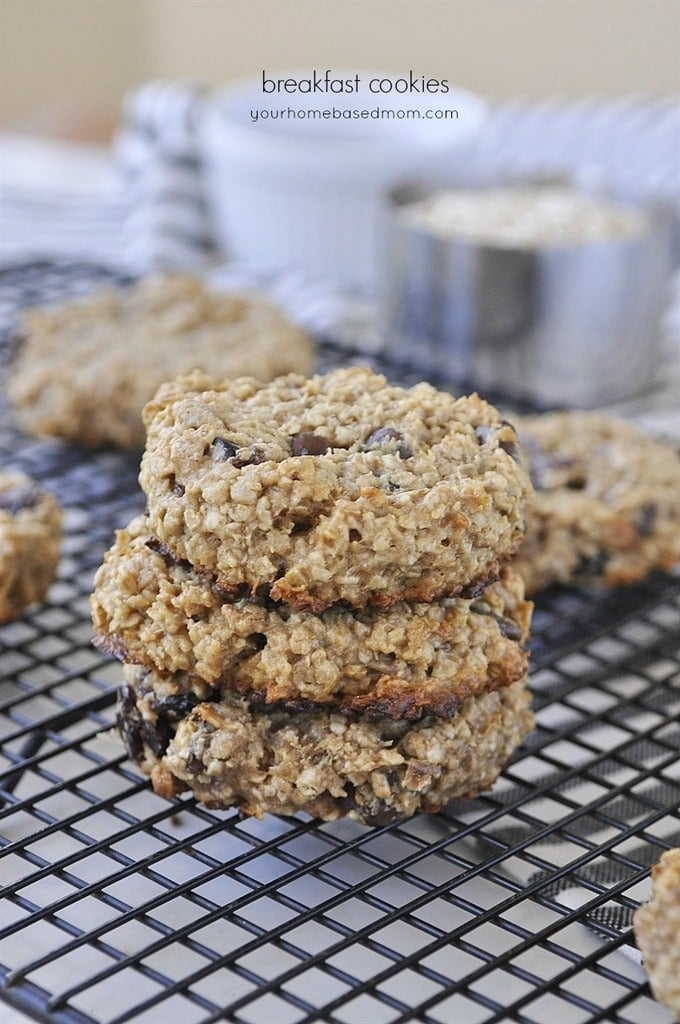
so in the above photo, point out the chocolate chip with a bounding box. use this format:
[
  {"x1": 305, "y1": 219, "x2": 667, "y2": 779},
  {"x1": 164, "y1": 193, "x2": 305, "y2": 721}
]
[
  {"x1": 637, "y1": 503, "x2": 657, "y2": 538},
  {"x1": 7, "y1": 329, "x2": 26, "y2": 362},
  {"x1": 363, "y1": 427, "x2": 412, "y2": 459},
  {"x1": 529, "y1": 454, "x2": 578, "y2": 491},
  {"x1": 497, "y1": 617, "x2": 522, "y2": 642},
  {"x1": 116, "y1": 683, "x2": 182, "y2": 761},
  {"x1": 477, "y1": 424, "x2": 521, "y2": 463},
  {"x1": 499, "y1": 437, "x2": 522, "y2": 464},
  {"x1": 153, "y1": 692, "x2": 202, "y2": 720},
  {"x1": 363, "y1": 805, "x2": 400, "y2": 828},
  {"x1": 576, "y1": 550, "x2": 610, "y2": 578},
  {"x1": 339, "y1": 784, "x2": 399, "y2": 826},
  {"x1": 0, "y1": 485, "x2": 41, "y2": 515},
  {"x1": 246, "y1": 632, "x2": 267, "y2": 651},
  {"x1": 144, "y1": 716, "x2": 172, "y2": 758},
  {"x1": 185, "y1": 751, "x2": 204, "y2": 775},
  {"x1": 210, "y1": 438, "x2": 265, "y2": 468},
  {"x1": 145, "y1": 537, "x2": 193, "y2": 573},
  {"x1": 290, "y1": 432, "x2": 330, "y2": 456},
  {"x1": 211, "y1": 437, "x2": 240, "y2": 461},
  {"x1": 233, "y1": 446, "x2": 265, "y2": 469},
  {"x1": 291, "y1": 518, "x2": 313, "y2": 535},
  {"x1": 168, "y1": 475, "x2": 185, "y2": 497},
  {"x1": 459, "y1": 571, "x2": 500, "y2": 599},
  {"x1": 116, "y1": 684, "x2": 143, "y2": 761},
  {"x1": 470, "y1": 602, "x2": 522, "y2": 641},
  {"x1": 364, "y1": 426, "x2": 399, "y2": 445},
  {"x1": 247, "y1": 690, "x2": 267, "y2": 707}
]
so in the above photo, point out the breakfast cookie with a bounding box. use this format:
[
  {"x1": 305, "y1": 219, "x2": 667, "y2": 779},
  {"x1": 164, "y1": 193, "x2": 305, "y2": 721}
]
[
  {"x1": 118, "y1": 664, "x2": 534, "y2": 824},
  {"x1": 0, "y1": 471, "x2": 61, "y2": 622},
  {"x1": 7, "y1": 273, "x2": 314, "y2": 449},
  {"x1": 513, "y1": 411, "x2": 680, "y2": 593},
  {"x1": 633, "y1": 847, "x2": 680, "y2": 1020},
  {"x1": 91, "y1": 515, "x2": 532, "y2": 719},
  {"x1": 139, "y1": 367, "x2": 531, "y2": 611}
]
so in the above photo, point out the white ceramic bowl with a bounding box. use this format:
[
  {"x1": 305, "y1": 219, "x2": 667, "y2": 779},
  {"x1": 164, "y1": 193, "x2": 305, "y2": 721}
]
[{"x1": 198, "y1": 72, "x2": 487, "y2": 293}]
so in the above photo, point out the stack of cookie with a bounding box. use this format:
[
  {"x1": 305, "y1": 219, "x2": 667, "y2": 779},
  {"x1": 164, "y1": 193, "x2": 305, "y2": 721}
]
[{"x1": 92, "y1": 367, "x2": 535, "y2": 824}]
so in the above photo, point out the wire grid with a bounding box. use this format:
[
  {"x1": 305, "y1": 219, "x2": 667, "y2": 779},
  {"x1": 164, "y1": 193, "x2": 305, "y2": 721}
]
[{"x1": 0, "y1": 335, "x2": 678, "y2": 1024}]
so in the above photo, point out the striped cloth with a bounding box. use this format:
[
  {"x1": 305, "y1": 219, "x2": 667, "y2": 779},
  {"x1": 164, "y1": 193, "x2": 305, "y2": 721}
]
[
  {"x1": 465, "y1": 94, "x2": 680, "y2": 211},
  {"x1": 114, "y1": 81, "x2": 215, "y2": 270},
  {"x1": 2, "y1": 85, "x2": 678, "y2": 278}
]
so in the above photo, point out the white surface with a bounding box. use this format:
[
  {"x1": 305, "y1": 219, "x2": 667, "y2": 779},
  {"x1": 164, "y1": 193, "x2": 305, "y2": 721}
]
[
  {"x1": 0, "y1": 134, "x2": 114, "y2": 193},
  {"x1": 0, "y1": 1007, "x2": 30, "y2": 1023},
  {"x1": 0, "y1": 135, "x2": 126, "y2": 267}
]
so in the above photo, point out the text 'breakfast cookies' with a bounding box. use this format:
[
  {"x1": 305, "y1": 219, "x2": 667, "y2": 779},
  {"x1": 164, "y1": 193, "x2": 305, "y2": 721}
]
[{"x1": 92, "y1": 366, "x2": 535, "y2": 824}]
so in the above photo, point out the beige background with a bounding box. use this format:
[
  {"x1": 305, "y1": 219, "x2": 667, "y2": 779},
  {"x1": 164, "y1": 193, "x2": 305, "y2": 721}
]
[{"x1": 0, "y1": 0, "x2": 679, "y2": 137}]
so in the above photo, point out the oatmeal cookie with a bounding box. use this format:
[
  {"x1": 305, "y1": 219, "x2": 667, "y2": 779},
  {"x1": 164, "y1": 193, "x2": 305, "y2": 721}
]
[
  {"x1": 91, "y1": 515, "x2": 532, "y2": 719},
  {"x1": 118, "y1": 664, "x2": 534, "y2": 824},
  {"x1": 633, "y1": 847, "x2": 680, "y2": 1020},
  {"x1": 0, "y1": 471, "x2": 61, "y2": 622},
  {"x1": 139, "y1": 367, "x2": 531, "y2": 611},
  {"x1": 7, "y1": 273, "x2": 314, "y2": 449},
  {"x1": 513, "y1": 411, "x2": 680, "y2": 593}
]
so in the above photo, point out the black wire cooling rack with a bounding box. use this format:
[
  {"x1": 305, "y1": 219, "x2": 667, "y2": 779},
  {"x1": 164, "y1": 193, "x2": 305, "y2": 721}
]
[{"x1": 1, "y1": 263, "x2": 679, "y2": 1024}]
